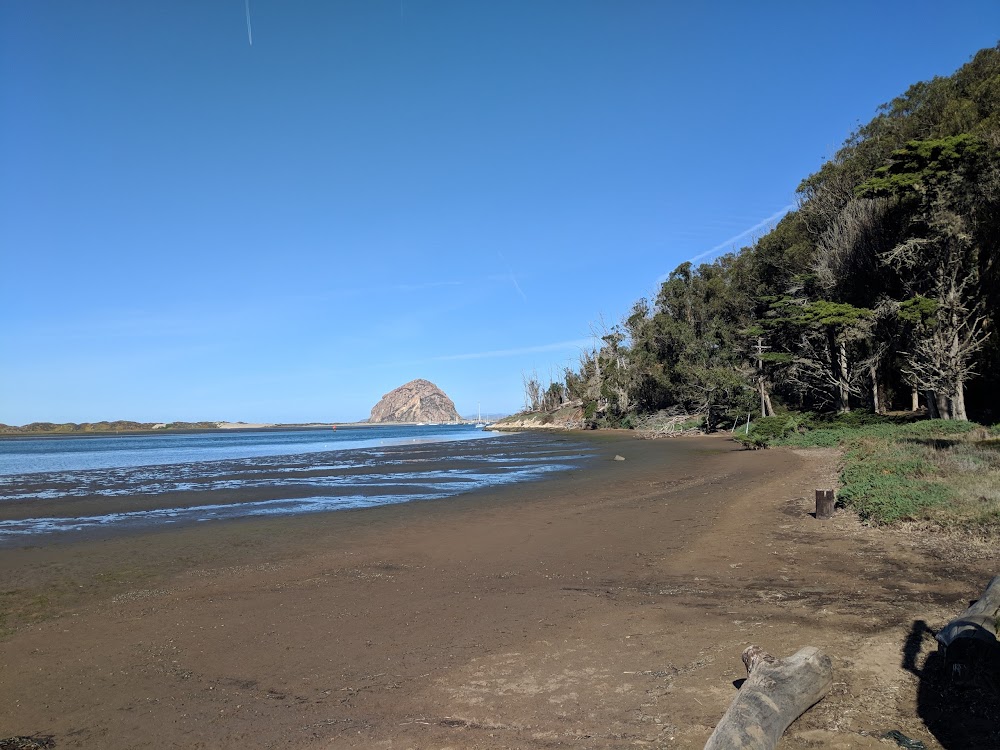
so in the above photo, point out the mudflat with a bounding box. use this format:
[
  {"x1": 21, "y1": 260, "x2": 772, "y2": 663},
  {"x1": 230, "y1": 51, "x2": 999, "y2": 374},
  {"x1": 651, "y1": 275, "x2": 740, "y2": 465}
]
[{"x1": 1, "y1": 433, "x2": 996, "y2": 748}]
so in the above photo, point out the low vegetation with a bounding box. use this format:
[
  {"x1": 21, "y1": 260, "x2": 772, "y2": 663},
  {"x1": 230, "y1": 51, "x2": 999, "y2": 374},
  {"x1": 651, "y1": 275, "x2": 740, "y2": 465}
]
[
  {"x1": 739, "y1": 412, "x2": 1000, "y2": 529},
  {"x1": 0, "y1": 421, "x2": 221, "y2": 435}
]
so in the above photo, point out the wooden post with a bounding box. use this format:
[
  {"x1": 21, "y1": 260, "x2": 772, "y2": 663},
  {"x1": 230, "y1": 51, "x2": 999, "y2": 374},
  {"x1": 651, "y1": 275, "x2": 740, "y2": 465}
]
[
  {"x1": 704, "y1": 645, "x2": 832, "y2": 750},
  {"x1": 815, "y1": 489, "x2": 835, "y2": 519},
  {"x1": 936, "y1": 575, "x2": 1000, "y2": 684}
]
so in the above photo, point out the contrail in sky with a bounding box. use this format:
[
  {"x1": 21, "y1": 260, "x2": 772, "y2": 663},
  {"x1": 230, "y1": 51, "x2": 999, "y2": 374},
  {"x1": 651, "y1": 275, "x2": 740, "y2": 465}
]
[
  {"x1": 687, "y1": 203, "x2": 796, "y2": 264},
  {"x1": 498, "y1": 252, "x2": 528, "y2": 302},
  {"x1": 432, "y1": 339, "x2": 593, "y2": 362},
  {"x1": 245, "y1": 0, "x2": 253, "y2": 46}
]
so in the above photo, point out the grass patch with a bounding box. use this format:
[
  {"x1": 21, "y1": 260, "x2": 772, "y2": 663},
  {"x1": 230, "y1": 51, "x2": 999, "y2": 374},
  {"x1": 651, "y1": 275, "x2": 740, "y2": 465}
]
[{"x1": 740, "y1": 413, "x2": 1000, "y2": 529}]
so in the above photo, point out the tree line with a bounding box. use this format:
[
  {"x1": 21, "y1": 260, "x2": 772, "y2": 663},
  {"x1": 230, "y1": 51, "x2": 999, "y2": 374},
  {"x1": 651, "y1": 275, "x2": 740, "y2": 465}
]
[{"x1": 544, "y1": 45, "x2": 1000, "y2": 427}]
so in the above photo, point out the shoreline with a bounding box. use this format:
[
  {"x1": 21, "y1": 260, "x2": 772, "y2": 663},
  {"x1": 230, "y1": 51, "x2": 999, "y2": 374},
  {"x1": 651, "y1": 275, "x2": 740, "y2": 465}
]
[
  {"x1": 1, "y1": 432, "x2": 996, "y2": 748},
  {"x1": 0, "y1": 421, "x2": 496, "y2": 440}
]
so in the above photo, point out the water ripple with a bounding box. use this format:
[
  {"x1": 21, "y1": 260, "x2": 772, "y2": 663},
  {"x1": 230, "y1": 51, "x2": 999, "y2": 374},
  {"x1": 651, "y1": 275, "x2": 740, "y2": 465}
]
[{"x1": 0, "y1": 429, "x2": 595, "y2": 541}]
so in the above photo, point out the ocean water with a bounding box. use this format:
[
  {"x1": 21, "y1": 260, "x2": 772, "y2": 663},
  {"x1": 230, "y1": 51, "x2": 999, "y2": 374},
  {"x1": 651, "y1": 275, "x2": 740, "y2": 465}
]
[{"x1": 0, "y1": 426, "x2": 593, "y2": 543}]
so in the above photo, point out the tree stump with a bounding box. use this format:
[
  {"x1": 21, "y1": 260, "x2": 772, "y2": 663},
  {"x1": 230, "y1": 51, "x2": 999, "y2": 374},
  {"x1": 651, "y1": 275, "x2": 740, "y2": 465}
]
[
  {"x1": 936, "y1": 575, "x2": 1000, "y2": 685},
  {"x1": 704, "y1": 646, "x2": 833, "y2": 750},
  {"x1": 815, "y1": 489, "x2": 835, "y2": 519}
]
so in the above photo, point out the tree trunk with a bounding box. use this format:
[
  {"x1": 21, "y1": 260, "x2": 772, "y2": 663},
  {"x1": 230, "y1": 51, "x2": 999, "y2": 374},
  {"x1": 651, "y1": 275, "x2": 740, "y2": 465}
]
[
  {"x1": 911, "y1": 386, "x2": 920, "y2": 412},
  {"x1": 935, "y1": 391, "x2": 951, "y2": 420},
  {"x1": 953, "y1": 380, "x2": 968, "y2": 421},
  {"x1": 756, "y1": 337, "x2": 773, "y2": 418},
  {"x1": 869, "y1": 361, "x2": 881, "y2": 415},
  {"x1": 948, "y1": 309, "x2": 965, "y2": 421},
  {"x1": 925, "y1": 390, "x2": 940, "y2": 419},
  {"x1": 758, "y1": 379, "x2": 774, "y2": 418},
  {"x1": 704, "y1": 646, "x2": 833, "y2": 750},
  {"x1": 836, "y1": 340, "x2": 850, "y2": 412}
]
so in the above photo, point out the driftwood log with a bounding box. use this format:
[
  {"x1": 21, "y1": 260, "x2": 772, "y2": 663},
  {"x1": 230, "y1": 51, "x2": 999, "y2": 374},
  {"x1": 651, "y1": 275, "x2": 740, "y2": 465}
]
[
  {"x1": 634, "y1": 411, "x2": 704, "y2": 439},
  {"x1": 704, "y1": 645, "x2": 832, "y2": 750},
  {"x1": 935, "y1": 575, "x2": 1000, "y2": 685}
]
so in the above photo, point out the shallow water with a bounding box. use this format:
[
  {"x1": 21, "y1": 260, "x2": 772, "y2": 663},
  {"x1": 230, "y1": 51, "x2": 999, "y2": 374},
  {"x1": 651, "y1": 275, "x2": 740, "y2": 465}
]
[
  {"x1": 0, "y1": 427, "x2": 594, "y2": 542},
  {"x1": 0, "y1": 424, "x2": 495, "y2": 475}
]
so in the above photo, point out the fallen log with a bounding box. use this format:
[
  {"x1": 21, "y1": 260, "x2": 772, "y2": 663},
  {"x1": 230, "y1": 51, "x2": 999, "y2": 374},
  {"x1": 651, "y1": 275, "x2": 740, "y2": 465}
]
[
  {"x1": 704, "y1": 645, "x2": 832, "y2": 750},
  {"x1": 935, "y1": 575, "x2": 1000, "y2": 685}
]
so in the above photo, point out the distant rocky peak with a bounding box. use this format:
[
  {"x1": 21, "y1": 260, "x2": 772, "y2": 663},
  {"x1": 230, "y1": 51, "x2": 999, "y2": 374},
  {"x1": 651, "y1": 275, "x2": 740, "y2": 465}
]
[{"x1": 368, "y1": 379, "x2": 461, "y2": 423}]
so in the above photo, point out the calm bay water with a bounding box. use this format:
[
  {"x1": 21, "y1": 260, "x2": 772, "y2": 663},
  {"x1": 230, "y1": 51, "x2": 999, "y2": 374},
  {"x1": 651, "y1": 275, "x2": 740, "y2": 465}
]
[
  {"x1": 0, "y1": 424, "x2": 501, "y2": 476},
  {"x1": 0, "y1": 426, "x2": 593, "y2": 543}
]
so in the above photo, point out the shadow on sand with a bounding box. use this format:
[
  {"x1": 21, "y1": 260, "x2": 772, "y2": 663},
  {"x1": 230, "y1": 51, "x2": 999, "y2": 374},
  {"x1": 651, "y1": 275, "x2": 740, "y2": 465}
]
[{"x1": 902, "y1": 619, "x2": 1000, "y2": 749}]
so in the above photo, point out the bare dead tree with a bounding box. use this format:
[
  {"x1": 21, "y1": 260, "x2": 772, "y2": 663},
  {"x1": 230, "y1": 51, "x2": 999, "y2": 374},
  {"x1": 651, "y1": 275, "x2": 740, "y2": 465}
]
[
  {"x1": 884, "y1": 208, "x2": 988, "y2": 420},
  {"x1": 814, "y1": 197, "x2": 893, "y2": 291},
  {"x1": 521, "y1": 370, "x2": 543, "y2": 412},
  {"x1": 784, "y1": 327, "x2": 870, "y2": 410}
]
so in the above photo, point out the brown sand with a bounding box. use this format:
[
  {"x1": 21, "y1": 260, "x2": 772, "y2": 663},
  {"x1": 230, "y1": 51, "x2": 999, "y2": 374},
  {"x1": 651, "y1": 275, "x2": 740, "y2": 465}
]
[{"x1": 0, "y1": 433, "x2": 996, "y2": 749}]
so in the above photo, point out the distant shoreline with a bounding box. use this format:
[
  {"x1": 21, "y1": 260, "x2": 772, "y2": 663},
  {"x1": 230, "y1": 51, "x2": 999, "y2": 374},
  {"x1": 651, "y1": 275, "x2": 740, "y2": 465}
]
[{"x1": 0, "y1": 421, "x2": 485, "y2": 440}]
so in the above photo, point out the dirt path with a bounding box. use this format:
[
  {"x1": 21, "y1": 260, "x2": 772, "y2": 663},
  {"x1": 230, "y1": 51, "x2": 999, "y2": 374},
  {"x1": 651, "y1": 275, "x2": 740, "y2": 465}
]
[{"x1": 1, "y1": 434, "x2": 996, "y2": 748}]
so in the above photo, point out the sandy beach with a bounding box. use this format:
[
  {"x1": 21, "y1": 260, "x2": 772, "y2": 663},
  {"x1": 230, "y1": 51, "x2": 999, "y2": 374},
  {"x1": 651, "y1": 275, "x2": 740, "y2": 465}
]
[{"x1": 1, "y1": 432, "x2": 996, "y2": 749}]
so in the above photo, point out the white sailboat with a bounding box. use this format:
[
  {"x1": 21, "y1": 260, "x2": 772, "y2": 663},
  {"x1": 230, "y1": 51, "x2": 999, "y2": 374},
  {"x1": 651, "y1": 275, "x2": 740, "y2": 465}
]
[{"x1": 475, "y1": 403, "x2": 485, "y2": 428}]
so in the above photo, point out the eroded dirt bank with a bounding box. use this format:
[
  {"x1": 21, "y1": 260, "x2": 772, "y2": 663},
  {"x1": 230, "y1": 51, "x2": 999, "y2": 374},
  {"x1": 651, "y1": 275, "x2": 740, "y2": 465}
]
[{"x1": 1, "y1": 433, "x2": 995, "y2": 748}]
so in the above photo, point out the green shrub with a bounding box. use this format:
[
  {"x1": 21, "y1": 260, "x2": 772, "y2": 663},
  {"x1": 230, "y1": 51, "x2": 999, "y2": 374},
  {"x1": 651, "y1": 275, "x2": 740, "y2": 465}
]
[
  {"x1": 749, "y1": 416, "x2": 796, "y2": 441},
  {"x1": 778, "y1": 428, "x2": 849, "y2": 448},
  {"x1": 837, "y1": 438, "x2": 954, "y2": 524},
  {"x1": 734, "y1": 414, "x2": 808, "y2": 447},
  {"x1": 735, "y1": 412, "x2": 995, "y2": 527},
  {"x1": 809, "y1": 410, "x2": 909, "y2": 428},
  {"x1": 733, "y1": 432, "x2": 769, "y2": 449},
  {"x1": 680, "y1": 416, "x2": 705, "y2": 430}
]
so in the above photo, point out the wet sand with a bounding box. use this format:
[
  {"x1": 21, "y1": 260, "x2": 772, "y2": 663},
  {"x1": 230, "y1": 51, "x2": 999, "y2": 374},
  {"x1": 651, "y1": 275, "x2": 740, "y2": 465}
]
[{"x1": 1, "y1": 432, "x2": 996, "y2": 749}]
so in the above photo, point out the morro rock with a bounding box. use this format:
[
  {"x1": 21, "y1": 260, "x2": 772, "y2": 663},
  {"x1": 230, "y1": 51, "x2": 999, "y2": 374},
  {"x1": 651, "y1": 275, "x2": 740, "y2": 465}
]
[{"x1": 368, "y1": 379, "x2": 461, "y2": 424}]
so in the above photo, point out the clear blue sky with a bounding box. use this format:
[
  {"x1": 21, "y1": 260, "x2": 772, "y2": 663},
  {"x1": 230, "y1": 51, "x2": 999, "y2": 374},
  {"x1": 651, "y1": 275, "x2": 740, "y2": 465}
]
[{"x1": 2, "y1": 2, "x2": 997, "y2": 423}]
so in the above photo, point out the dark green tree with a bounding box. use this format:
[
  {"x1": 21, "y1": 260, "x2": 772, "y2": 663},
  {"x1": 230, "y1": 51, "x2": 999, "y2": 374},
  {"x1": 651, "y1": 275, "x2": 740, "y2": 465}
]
[{"x1": 858, "y1": 135, "x2": 994, "y2": 419}]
